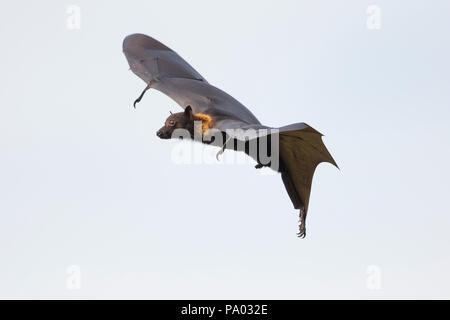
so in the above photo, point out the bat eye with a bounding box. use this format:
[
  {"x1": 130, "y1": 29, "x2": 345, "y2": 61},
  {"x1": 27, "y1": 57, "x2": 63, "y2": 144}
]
[{"x1": 169, "y1": 120, "x2": 175, "y2": 126}]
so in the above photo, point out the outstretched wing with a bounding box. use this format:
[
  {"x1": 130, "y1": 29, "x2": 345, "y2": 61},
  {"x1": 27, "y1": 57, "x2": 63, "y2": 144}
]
[
  {"x1": 123, "y1": 33, "x2": 206, "y2": 83},
  {"x1": 123, "y1": 34, "x2": 261, "y2": 134},
  {"x1": 278, "y1": 123, "x2": 338, "y2": 213}
]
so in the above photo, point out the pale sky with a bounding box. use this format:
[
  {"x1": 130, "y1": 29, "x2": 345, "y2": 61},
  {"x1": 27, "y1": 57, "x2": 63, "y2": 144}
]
[{"x1": 0, "y1": 0, "x2": 449, "y2": 299}]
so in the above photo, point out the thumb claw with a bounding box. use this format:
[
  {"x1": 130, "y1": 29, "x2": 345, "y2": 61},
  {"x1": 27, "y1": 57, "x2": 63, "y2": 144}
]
[{"x1": 132, "y1": 84, "x2": 151, "y2": 109}]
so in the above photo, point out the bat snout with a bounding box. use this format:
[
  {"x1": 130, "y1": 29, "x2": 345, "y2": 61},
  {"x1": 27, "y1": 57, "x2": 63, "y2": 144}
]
[{"x1": 156, "y1": 129, "x2": 171, "y2": 139}]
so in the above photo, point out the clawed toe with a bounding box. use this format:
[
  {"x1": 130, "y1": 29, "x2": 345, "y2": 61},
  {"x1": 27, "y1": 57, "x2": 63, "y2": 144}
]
[
  {"x1": 297, "y1": 208, "x2": 307, "y2": 239},
  {"x1": 297, "y1": 228, "x2": 306, "y2": 239}
]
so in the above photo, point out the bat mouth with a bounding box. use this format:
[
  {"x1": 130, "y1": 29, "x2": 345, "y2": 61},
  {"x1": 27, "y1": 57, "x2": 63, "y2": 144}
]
[{"x1": 156, "y1": 130, "x2": 171, "y2": 139}]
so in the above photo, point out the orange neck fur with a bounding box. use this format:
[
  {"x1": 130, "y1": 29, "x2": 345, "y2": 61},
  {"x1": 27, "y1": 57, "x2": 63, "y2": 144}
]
[{"x1": 192, "y1": 113, "x2": 213, "y2": 134}]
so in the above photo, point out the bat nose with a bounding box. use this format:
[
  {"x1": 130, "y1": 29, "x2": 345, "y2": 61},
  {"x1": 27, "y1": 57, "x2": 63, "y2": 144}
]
[{"x1": 156, "y1": 130, "x2": 162, "y2": 137}]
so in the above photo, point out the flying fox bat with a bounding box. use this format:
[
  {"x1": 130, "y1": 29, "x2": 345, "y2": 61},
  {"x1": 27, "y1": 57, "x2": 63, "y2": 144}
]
[{"x1": 123, "y1": 33, "x2": 338, "y2": 238}]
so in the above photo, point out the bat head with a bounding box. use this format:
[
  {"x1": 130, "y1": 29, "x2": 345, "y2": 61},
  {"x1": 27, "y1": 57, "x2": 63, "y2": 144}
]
[{"x1": 156, "y1": 106, "x2": 195, "y2": 139}]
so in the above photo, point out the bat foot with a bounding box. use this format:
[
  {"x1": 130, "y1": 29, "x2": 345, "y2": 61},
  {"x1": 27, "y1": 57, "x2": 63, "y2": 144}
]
[
  {"x1": 297, "y1": 227, "x2": 306, "y2": 239},
  {"x1": 297, "y1": 208, "x2": 307, "y2": 239},
  {"x1": 254, "y1": 163, "x2": 264, "y2": 169}
]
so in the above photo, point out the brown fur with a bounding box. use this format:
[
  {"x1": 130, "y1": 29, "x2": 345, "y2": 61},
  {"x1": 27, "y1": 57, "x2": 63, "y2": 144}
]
[{"x1": 156, "y1": 105, "x2": 213, "y2": 139}]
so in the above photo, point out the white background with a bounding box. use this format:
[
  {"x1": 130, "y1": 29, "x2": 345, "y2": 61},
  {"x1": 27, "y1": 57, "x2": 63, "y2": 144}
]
[{"x1": 0, "y1": 0, "x2": 449, "y2": 299}]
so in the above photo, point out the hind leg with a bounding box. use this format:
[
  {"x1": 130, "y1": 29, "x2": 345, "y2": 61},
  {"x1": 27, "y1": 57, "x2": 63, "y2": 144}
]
[{"x1": 297, "y1": 207, "x2": 307, "y2": 238}]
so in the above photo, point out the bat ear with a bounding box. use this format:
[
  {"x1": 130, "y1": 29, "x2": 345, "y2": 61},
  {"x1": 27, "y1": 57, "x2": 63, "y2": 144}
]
[{"x1": 184, "y1": 105, "x2": 194, "y2": 120}]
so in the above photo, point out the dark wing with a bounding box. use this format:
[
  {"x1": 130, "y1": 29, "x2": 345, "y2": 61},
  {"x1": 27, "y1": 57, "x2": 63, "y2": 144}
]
[
  {"x1": 123, "y1": 34, "x2": 261, "y2": 133},
  {"x1": 278, "y1": 123, "x2": 338, "y2": 214},
  {"x1": 123, "y1": 33, "x2": 206, "y2": 83}
]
